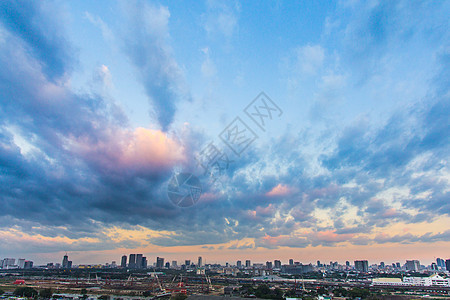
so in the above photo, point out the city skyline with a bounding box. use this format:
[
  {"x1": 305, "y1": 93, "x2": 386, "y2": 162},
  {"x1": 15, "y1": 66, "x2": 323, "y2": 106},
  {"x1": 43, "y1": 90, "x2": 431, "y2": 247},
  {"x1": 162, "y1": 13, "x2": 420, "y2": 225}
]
[
  {"x1": 0, "y1": 0, "x2": 449, "y2": 267},
  {"x1": 2, "y1": 253, "x2": 450, "y2": 268}
]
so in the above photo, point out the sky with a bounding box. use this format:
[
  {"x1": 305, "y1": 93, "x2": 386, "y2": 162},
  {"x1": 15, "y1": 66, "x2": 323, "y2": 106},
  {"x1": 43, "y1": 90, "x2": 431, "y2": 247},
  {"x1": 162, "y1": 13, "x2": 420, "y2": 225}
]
[{"x1": 0, "y1": 0, "x2": 449, "y2": 266}]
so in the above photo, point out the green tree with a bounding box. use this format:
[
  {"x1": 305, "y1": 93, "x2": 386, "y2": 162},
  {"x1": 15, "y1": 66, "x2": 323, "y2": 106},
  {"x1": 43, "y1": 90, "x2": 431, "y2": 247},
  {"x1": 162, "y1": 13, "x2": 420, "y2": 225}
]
[
  {"x1": 14, "y1": 287, "x2": 38, "y2": 298},
  {"x1": 348, "y1": 287, "x2": 370, "y2": 299},
  {"x1": 39, "y1": 288, "x2": 53, "y2": 299},
  {"x1": 171, "y1": 293, "x2": 187, "y2": 300},
  {"x1": 142, "y1": 291, "x2": 152, "y2": 297}
]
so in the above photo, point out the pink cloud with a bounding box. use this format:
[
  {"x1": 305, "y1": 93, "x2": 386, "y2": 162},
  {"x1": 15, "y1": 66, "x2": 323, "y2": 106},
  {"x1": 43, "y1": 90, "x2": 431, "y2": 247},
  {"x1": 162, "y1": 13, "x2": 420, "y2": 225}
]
[
  {"x1": 266, "y1": 184, "x2": 294, "y2": 197},
  {"x1": 73, "y1": 127, "x2": 185, "y2": 175}
]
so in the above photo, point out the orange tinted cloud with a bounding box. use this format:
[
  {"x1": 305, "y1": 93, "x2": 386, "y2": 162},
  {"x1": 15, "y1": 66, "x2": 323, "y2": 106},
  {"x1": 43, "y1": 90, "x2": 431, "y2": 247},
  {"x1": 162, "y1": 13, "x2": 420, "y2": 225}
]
[{"x1": 266, "y1": 184, "x2": 294, "y2": 197}]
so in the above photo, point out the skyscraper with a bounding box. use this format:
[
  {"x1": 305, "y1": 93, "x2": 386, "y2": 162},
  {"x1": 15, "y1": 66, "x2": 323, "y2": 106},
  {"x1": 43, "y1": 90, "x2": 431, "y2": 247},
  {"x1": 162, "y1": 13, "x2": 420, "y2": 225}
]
[
  {"x1": 24, "y1": 261, "x2": 33, "y2": 269},
  {"x1": 237, "y1": 260, "x2": 242, "y2": 268},
  {"x1": 121, "y1": 255, "x2": 127, "y2": 268},
  {"x1": 142, "y1": 256, "x2": 147, "y2": 269},
  {"x1": 62, "y1": 254, "x2": 69, "y2": 268},
  {"x1": 274, "y1": 260, "x2": 281, "y2": 269},
  {"x1": 354, "y1": 260, "x2": 369, "y2": 272},
  {"x1": 172, "y1": 261, "x2": 177, "y2": 268},
  {"x1": 18, "y1": 259, "x2": 25, "y2": 269},
  {"x1": 289, "y1": 259, "x2": 294, "y2": 266},
  {"x1": 445, "y1": 259, "x2": 450, "y2": 272},
  {"x1": 136, "y1": 254, "x2": 143, "y2": 269},
  {"x1": 245, "y1": 260, "x2": 251, "y2": 268},
  {"x1": 129, "y1": 254, "x2": 136, "y2": 269},
  {"x1": 157, "y1": 257, "x2": 164, "y2": 268},
  {"x1": 406, "y1": 260, "x2": 420, "y2": 272},
  {"x1": 266, "y1": 261, "x2": 273, "y2": 269},
  {"x1": 198, "y1": 256, "x2": 202, "y2": 267}
]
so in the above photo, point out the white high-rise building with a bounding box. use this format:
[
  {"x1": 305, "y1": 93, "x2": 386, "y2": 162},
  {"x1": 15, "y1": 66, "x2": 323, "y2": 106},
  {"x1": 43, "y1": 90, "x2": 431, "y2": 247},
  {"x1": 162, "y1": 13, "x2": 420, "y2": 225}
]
[
  {"x1": 3, "y1": 258, "x2": 15, "y2": 268},
  {"x1": 18, "y1": 258, "x2": 25, "y2": 269}
]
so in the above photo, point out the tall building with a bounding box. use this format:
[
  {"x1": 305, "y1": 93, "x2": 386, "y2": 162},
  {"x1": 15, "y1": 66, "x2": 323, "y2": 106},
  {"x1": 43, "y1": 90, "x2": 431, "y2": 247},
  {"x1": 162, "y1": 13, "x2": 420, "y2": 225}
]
[
  {"x1": 396, "y1": 262, "x2": 401, "y2": 268},
  {"x1": 129, "y1": 254, "x2": 136, "y2": 269},
  {"x1": 237, "y1": 260, "x2": 242, "y2": 268},
  {"x1": 266, "y1": 261, "x2": 273, "y2": 269},
  {"x1": 18, "y1": 259, "x2": 25, "y2": 269},
  {"x1": 437, "y1": 258, "x2": 445, "y2": 268},
  {"x1": 354, "y1": 260, "x2": 369, "y2": 272},
  {"x1": 380, "y1": 262, "x2": 385, "y2": 269},
  {"x1": 62, "y1": 254, "x2": 69, "y2": 268},
  {"x1": 142, "y1": 256, "x2": 147, "y2": 269},
  {"x1": 24, "y1": 261, "x2": 33, "y2": 269},
  {"x1": 136, "y1": 254, "x2": 143, "y2": 269},
  {"x1": 245, "y1": 260, "x2": 251, "y2": 268},
  {"x1": 157, "y1": 257, "x2": 164, "y2": 269},
  {"x1": 185, "y1": 260, "x2": 191, "y2": 267},
  {"x1": 198, "y1": 256, "x2": 202, "y2": 267},
  {"x1": 445, "y1": 259, "x2": 450, "y2": 272},
  {"x1": 172, "y1": 261, "x2": 177, "y2": 268},
  {"x1": 346, "y1": 261, "x2": 350, "y2": 267},
  {"x1": 289, "y1": 259, "x2": 294, "y2": 266},
  {"x1": 121, "y1": 255, "x2": 127, "y2": 268},
  {"x1": 274, "y1": 260, "x2": 281, "y2": 269},
  {"x1": 406, "y1": 260, "x2": 420, "y2": 272},
  {"x1": 317, "y1": 260, "x2": 321, "y2": 267},
  {"x1": 2, "y1": 258, "x2": 15, "y2": 268}
]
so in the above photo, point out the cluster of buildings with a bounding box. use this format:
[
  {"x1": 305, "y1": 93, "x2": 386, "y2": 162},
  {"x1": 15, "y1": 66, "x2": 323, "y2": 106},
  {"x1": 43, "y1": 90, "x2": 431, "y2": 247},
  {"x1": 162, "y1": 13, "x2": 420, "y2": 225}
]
[
  {"x1": 0, "y1": 258, "x2": 33, "y2": 269},
  {"x1": 372, "y1": 274, "x2": 450, "y2": 287}
]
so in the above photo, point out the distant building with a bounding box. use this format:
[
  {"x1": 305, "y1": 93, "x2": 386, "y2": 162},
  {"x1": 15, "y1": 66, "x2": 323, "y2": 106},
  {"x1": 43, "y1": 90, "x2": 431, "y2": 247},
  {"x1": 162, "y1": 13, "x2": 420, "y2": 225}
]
[
  {"x1": 445, "y1": 259, "x2": 450, "y2": 272},
  {"x1": 346, "y1": 261, "x2": 350, "y2": 267},
  {"x1": 289, "y1": 259, "x2": 294, "y2": 266},
  {"x1": 237, "y1": 260, "x2": 242, "y2": 268},
  {"x1": 121, "y1": 255, "x2": 127, "y2": 268},
  {"x1": 380, "y1": 262, "x2": 385, "y2": 269},
  {"x1": 156, "y1": 257, "x2": 164, "y2": 268},
  {"x1": 62, "y1": 254, "x2": 69, "y2": 268},
  {"x1": 185, "y1": 260, "x2": 191, "y2": 267},
  {"x1": 24, "y1": 261, "x2": 33, "y2": 269},
  {"x1": 136, "y1": 254, "x2": 143, "y2": 269},
  {"x1": 396, "y1": 262, "x2": 401, "y2": 268},
  {"x1": 142, "y1": 257, "x2": 147, "y2": 269},
  {"x1": 245, "y1": 260, "x2": 251, "y2": 268},
  {"x1": 406, "y1": 260, "x2": 420, "y2": 272},
  {"x1": 165, "y1": 262, "x2": 170, "y2": 268},
  {"x1": 437, "y1": 258, "x2": 445, "y2": 268},
  {"x1": 281, "y1": 264, "x2": 314, "y2": 274},
  {"x1": 266, "y1": 261, "x2": 272, "y2": 269},
  {"x1": 274, "y1": 260, "x2": 281, "y2": 269},
  {"x1": 198, "y1": 256, "x2": 202, "y2": 267},
  {"x1": 403, "y1": 274, "x2": 450, "y2": 287},
  {"x1": 354, "y1": 260, "x2": 369, "y2": 273},
  {"x1": 317, "y1": 260, "x2": 321, "y2": 267},
  {"x1": 129, "y1": 254, "x2": 136, "y2": 269},
  {"x1": 172, "y1": 260, "x2": 177, "y2": 268},
  {"x1": 17, "y1": 259, "x2": 25, "y2": 269}
]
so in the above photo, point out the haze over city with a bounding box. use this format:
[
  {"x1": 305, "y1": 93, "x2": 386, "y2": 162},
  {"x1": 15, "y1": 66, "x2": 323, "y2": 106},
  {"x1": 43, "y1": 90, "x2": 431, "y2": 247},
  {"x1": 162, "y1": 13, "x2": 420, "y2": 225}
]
[{"x1": 0, "y1": 0, "x2": 449, "y2": 270}]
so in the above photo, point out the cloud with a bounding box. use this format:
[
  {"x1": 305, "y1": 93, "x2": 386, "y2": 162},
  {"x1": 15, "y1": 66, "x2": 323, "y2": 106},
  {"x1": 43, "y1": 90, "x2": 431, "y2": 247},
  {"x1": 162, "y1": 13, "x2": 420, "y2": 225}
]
[
  {"x1": 203, "y1": 0, "x2": 239, "y2": 38},
  {"x1": 121, "y1": 1, "x2": 188, "y2": 131},
  {"x1": 0, "y1": 0, "x2": 73, "y2": 81}
]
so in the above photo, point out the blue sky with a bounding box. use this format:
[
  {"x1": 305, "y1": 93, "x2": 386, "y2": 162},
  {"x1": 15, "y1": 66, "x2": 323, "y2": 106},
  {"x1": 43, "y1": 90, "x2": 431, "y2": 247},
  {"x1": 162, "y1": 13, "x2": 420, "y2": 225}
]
[{"x1": 0, "y1": 0, "x2": 449, "y2": 265}]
